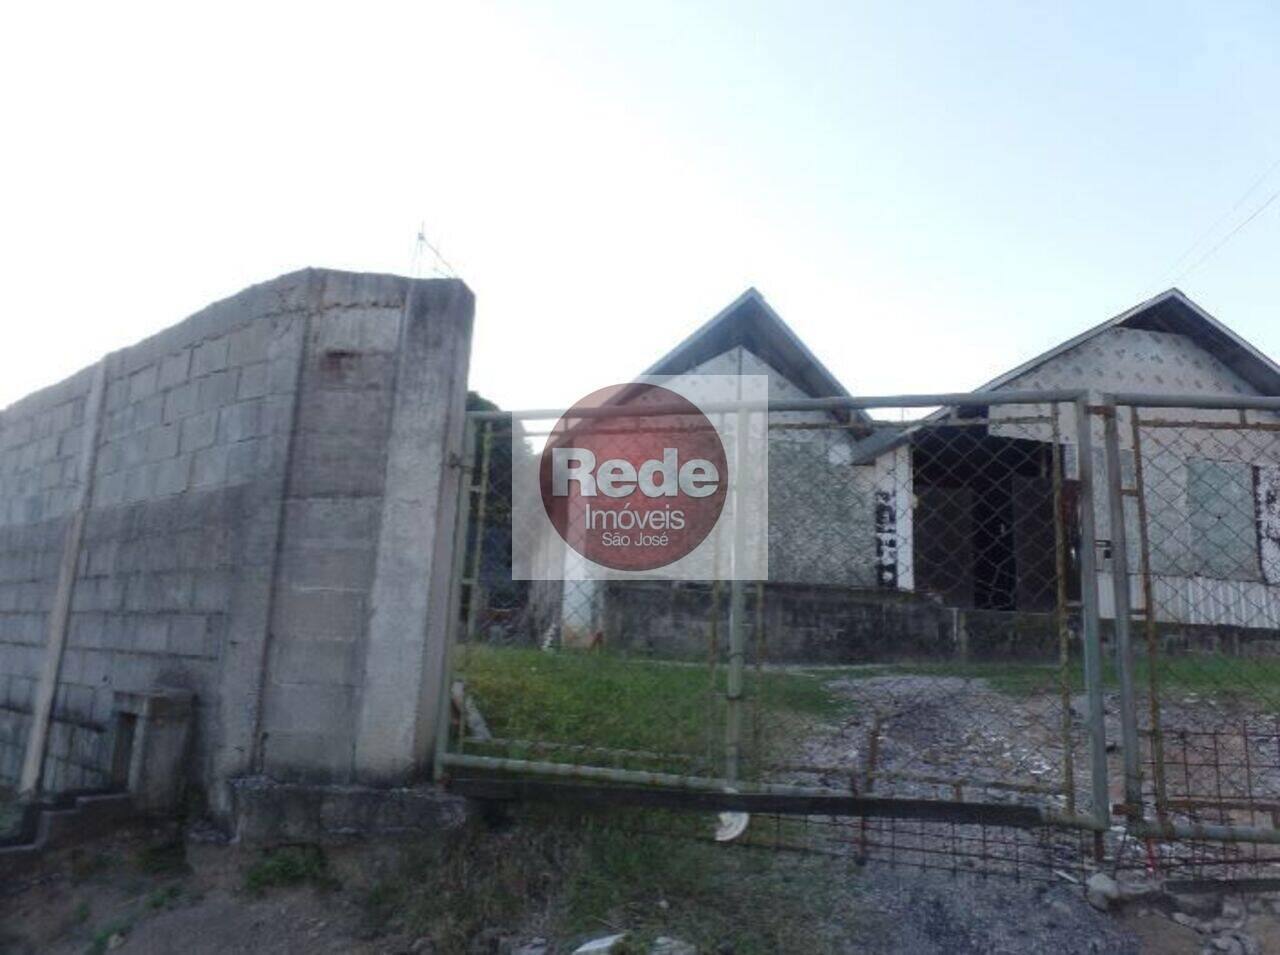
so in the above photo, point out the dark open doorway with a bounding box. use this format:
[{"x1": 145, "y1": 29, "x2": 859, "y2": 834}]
[{"x1": 912, "y1": 426, "x2": 1062, "y2": 612}]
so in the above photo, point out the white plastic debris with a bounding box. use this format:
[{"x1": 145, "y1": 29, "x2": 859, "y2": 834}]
[
  {"x1": 714, "y1": 786, "x2": 749, "y2": 842},
  {"x1": 573, "y1": 933, "x2": 631, "y2": 954}
]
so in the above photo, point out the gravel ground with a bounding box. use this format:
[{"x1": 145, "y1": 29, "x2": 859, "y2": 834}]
[
  {"x1": 791, "y1": 671, "x2": 1080, "y2": 803},
  {"x1": 773, "y1": 672, "x2": 1141, "y2": 953},
  {"x1": 782, "y1": 669, "x2": 1280, "y2": 954},
  {"x1": 849, "y1": 868, "x2": 1140, "y2": 955}
]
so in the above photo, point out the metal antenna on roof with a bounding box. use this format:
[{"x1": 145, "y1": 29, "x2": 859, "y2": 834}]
[
  {"x1": 410, "y1": 223, "x2": 427, "y2": 278},
  {"x1": 411, "y1": 221, "x2": 459, "y2": 279}
]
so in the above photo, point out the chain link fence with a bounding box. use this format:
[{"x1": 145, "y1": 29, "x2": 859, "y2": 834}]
[
  {"x1": 435, "y1": 390, "x2": 1280, "y2": 884},
  {"x1": 1102, "y1": 395, "x2": 1280, "y2": 881}
]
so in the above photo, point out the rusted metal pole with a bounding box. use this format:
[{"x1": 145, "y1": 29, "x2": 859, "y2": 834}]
[
  {"x1": 1108, "y1": 393, "x2": 1280, "y2": 413},
  {"x1": 724, "y1": 406, "x2": 750, "y2": 783},
  {"x1": 1073, "y1": 396, "x2": 1111, "y2": 832},
  {"x1": 433, "y1": 415, "x2": 478, "y2": 781},
  {"x1": 1128, "y1": 408, "x2": 1169, "y2": 822},
  {"x1": 1102, "y1": 399, "x2": 1143, "y2": 821},
  {"x1": 469, "y1": 389, "x2": 1094, "y2": 422},
  {"x1": 859, "y1": 715, "x2": 882, "y2": 861},
  {"x1": 724, "y1": 577, "x2": 745, "y2": 780},
  {"x1": 1050, "y1": 409, "x2": 1077, "y2": 816},
  {"x1": 706, "y1": 578, "x2": 720, "y2": 767},
  {"x1": 751, "y1": 580, "x2": 765, "y2": 778},
  {"x1": 463, "y1": 421, "x2": 494, "y2": 646},
  {"x1": 446, "y1": 762, "x2": 1102, "y2": 827}
]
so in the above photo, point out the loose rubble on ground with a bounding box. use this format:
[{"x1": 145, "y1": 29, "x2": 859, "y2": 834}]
[{"x1": 764, "y1": 667, "x2": 1280, "y2": 954}]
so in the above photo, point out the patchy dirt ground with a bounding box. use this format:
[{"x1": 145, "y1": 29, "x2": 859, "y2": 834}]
[
  {"x1": 0, "y1": 827, "x2": 409, "y2": 954},
  {"x1": 5, "y1": 669, "x2": 1280, "y2": 954},
  {"x1": 1, "y1": 819, "x2": 869, "y2": 954},
  {"x1": 0, "y1": 811, "x2": 1273, "y2": 954},
  {"x1": 0, "y1": 822, "x2": 1135, "y2": 955},
  {"x1": 0, "y1": 823, "x2": 1217, "y2": 955}
]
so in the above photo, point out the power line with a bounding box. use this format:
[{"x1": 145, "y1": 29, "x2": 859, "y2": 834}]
[
  {"x1": 1172, "y1": 185, "x2": 1280, "y2": 284},
  {"x1": 1159, "y1": 155, "x2": 1280, "y2": 284}
]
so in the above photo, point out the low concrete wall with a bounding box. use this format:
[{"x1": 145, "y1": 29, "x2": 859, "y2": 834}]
[
  {"x1": 958, "y1": 609, "x2": 1062, "y2": 662},
  {"x1": 230, "y1": 777, "x2": 468, "y2": 846},
  {"x1": 0, "y1": 269, "x2": 473, "y2": 817},
  {"x1": 513, "y1": 567, "x2": 1280, "y2": 670},
  {"x1": 598, "y1": 581, "x2": 957, "y2": 663}
]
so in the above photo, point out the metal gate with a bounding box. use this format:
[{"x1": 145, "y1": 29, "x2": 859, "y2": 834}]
[
  {"x1": 1102, "y1": 393, "x2": 1280, "y2": 880},
  {"x1": 432, "y1": 389, "x2": 1280, "y2": 881}
]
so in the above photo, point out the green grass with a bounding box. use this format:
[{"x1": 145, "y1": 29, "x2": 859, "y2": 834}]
[
  {"x1": 364, "y1": 811, "x2": 858, "y2": 955},
  {"x1": 457, "y1": 646, "x2": 854, "y2": 767},
  {"x1": 759, "y1": 666, "x2": 856, "y2": 719},
  {"x1": 146, "y1": 885, "x2": 183, "y2": 911},
  {"x1": 834, "y1": 660, "x2": 1077, "y2": 697},
  {"x1": 455, "y1": 645, "x2": 1280, "y2": 790},
  {"x1": 1145, "y1": 655, "x2": 1280, "y2": 703},
  {"x1": 70, "y1": 850, "x2": 118, "y2": 884},
  {"x1": 87, "y1": 915, "x2": 133, "y2": 955},
  {"x1": 840, "y1": 654, "x2": 1280, "y2": 703},
  {"x1": 558, "y1": 819, "x2": 855, "y2": 952},
  {"x1": 244, "y1": 844, "x2": 337, "y2": 894},
  {"x1": 134, "y1": 840, "x2": 190, "y2": 877},
  {"x1": 0, "y1": 788, "x2": 20, "y2": 839}
]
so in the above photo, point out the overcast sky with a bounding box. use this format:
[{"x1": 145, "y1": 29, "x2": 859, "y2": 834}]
[{"x1": 2, "y1": 1, "x2": 1277, "y2": 412}]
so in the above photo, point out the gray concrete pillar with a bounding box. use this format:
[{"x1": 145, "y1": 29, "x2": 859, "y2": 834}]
[{"x1": 353, "y1": 280, "x2": 473, "y2": 781}]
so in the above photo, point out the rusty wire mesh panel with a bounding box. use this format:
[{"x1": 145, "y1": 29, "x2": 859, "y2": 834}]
[
  {"x1": 747, "y1": 402, "x2": 1103, "y2": 835},
  {"x1": 1112, "y1": 404, "x2": 1280, "y2": 876},
  {"x1": 612, "y1": 804, "x2": 1096, "y2": 883}
]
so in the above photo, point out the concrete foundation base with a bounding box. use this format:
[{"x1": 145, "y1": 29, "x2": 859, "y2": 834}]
[
  {"x1": 0, "y1": 791, "x2": 137, "y2": 878},
  {"x1": 229, "y1": 777, "x2": 470, "y2": 846}
]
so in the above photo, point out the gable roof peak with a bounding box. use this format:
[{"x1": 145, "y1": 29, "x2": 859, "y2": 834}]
[
  {"x1": 973, "y1": 287, "x2": 1280, "y2": 396},
  {"x1": 640, "y1": 288, "x2": 856, "y2": 401}
]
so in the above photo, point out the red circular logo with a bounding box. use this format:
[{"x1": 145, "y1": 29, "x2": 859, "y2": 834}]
[{"x1": 540, "y1": 384, "x2": 728, "y2": 572}]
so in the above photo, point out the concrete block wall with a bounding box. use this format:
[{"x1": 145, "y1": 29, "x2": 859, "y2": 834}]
[
  {"x1": 259, "y1": 278, "x2": 408, "y2": 781},
  {"x1": 0, "y1": 269, "x2": 473, "y2": 815},
  {"x1": 0, "y1": 368, "x2": 97, "y2": 786}
]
